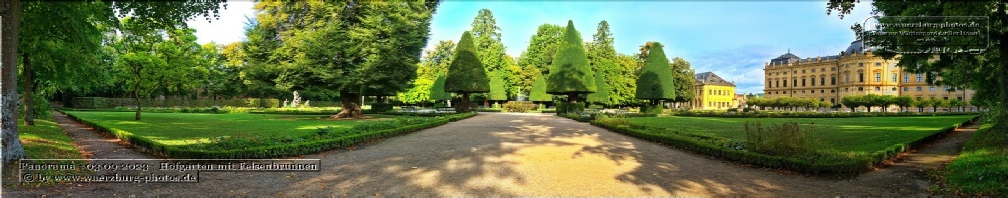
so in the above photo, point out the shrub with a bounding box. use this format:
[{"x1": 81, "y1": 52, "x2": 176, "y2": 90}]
[
  {"x1": 370, "y1": 103, "x2": 395, "y2": 113},
  {"x1": 743, "y1": 121, "x2": 820, "y2": 157},
  {"x1": 727, "y1": 108, "x2": 738, "y2": 113},
  {"x1": 502, "y1": 101, "x2": 536, "y2": 113},
  {"x1": 641, "y1": 105, "x2": 663, "y2": 114},
  {"x1": 556, "y1": 102, "x2": 585, "y2": 114}
]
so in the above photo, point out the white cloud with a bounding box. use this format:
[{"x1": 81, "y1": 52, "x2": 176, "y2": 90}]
[{"x1": 686, "y1": 45, "x2": 778, "y2": 94}]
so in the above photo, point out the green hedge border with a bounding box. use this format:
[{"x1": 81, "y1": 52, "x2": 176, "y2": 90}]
[
  {"x1": 673, "y1": 110, "x2": 980, "y2": 118},
  {"x1": 590, "y1": 116, "x2": 978, "y2": 175},
  {"x1": 61, "y1": 110, "x2": 476, "y2": 158}
]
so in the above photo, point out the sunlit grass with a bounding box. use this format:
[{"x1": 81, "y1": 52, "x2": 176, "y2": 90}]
[
  {"x1": 62, "y1": 111, "x2": 399, "y2": 146},
  {"x1": 625, "y1": 115, "x2": 976, "y2": 152},
  {"x1": 19, "y1": 119, "x2": 82, "y2": 159}
]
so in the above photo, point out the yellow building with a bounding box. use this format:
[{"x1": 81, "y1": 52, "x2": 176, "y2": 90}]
[
  {"x1": 763, "y1": 40, "x2": 975, "y2": 111},
  {"x1": 691, "y1": 72, "x2": 738, "y2": 110}
]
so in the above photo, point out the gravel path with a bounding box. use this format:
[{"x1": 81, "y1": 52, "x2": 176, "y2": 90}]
[{"x1": 3, "y1": 112, "x2": 978, "y2": 196}]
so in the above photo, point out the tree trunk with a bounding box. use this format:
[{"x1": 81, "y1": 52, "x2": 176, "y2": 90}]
[
  {"x1": 22, "y1": 53, "x2": 32, "y2": 125},
  {"x1": 2, "y1": 0, "x2": 25, "y2": 164},
  {"x1": 455, "y1": 93, "x2": 471, "y2": 113},
  {"x1": 334, "y1": 90, "x2": 362, "y2": 118},
  {"x1": 134, "y1": 89, "x2": 142, "y2": 120}
]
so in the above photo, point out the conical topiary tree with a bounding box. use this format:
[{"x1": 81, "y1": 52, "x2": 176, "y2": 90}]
[
  {"x1": 487, "y1": 72, "x2": 507, "y2": 103},
  {"x1": 546, "y1": 20, "x2": 595, "y2": 103},
  {"x1": 429, "y1": 72, "x2": 451, "y2": 104},
  {"x1": 635, "y1": 41, "x2": 676, "y2": 112},
  {"x1": 445, "y1": 31, "x2": 489, "y2": 112},
  {"x1": 586, "y1": 66, "x2": 609, "y2": 105},
  {"x1": 529, "y1": 71, "x2": 551, "y2": 109}
]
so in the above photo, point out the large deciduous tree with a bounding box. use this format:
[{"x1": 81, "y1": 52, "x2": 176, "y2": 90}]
[
  {"x1": 669, "y1": 57, "x2": 696, "y2": 108},
  {"x1": 470, "y1": 9, "x2": 512, "y2": 102},
  {"x1": 250, "y1": 1, "x2": 438, "y2": 118},
  {"x1": 635, "y1": 42, "x2": 676, "y2": 105},
  {"x1": 445, "y1": 31, "x2": 489, "y2": 112},
  {"x1": 828, "y1": 0, "x2": 1007, "y2": 142},
  {"x1": 517, "y1": 24, "x2": 563, "y2": 94},
  {"x1": 546, "y1": 20, "x2": 595, "y2": 103}
]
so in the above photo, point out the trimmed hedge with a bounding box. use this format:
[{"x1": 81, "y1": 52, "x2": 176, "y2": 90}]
[
  {"x1": 502, "y1": 101, "x2": 537, "y2": 113},
  {"x1": 556, "y1": 102, "x2": 585, "y2": 114},
  {"x1": 558, "y1": 112, "x2": 657, "y2": 122},
  {"x1": 72, "y1": 97, "x2": 281, "y2": 109},
  {"x1": 63, "y1": 110, "x2": 476, "y2": 159},
  {"x1": 590, "y1": 116, "x2": 977, "y2": 175},
  {"x1": 673, "y1": 110, "x2": 980, "y2": 118}
]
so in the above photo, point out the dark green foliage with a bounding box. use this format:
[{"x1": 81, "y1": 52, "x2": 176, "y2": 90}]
[
  {"x1": 517, "y1": 24, "x2": 564, "y2": 80},
  {"x1": 635, "y1": 42, "x2": 676, "y2": 101},
  {"x1": 556, "y1": 102, "x2": 585, "y2": 114},
  {"x1": 72, "y1": 97, "x2": 280, "y2": 109},
  {"x1": 945, "y1": 123, "x2": 1008, "y2": 196},
  {"x1": 529, "y1": 72, "x2": 551, "y2": 102},
  {"x1": 586, "y1": 68, "x2": 610, "y2": 104},
  {"x1": 371, "y1": 103, "x2": 394, "y2": 113},
  {"x1": 445, "y1": 31, "x2": 490, "y2": 94},
  {"x1": 429, "y1": 73, "x2": 451, "y2": 101},
  {"x1": 670, "y1": 57, "x2": 696, "y2": 104},
  {"x1": 546, "y1": 20, "x2": 595, "y2": 99}
]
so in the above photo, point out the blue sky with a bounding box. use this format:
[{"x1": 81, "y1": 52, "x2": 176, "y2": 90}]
[{"x1": 187, "y1": 1, "x2": 873, "y2": 94}]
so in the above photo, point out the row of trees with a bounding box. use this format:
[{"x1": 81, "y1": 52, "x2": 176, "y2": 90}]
[
  {"x1": 397, "y1": 9, "x2": 694, "y2": 110},
  {"x1": 748, "y1": 95, "x2": 976, "y2": 113},
  {"x1": 747, "y1": 97, "x2": 833, "y2": 111},
  {"x1": 841, "y1": 94, "x2": 971, "y2": 113}
]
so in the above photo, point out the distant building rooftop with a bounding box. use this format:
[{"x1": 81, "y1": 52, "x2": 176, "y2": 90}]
[{"x1": 695, "y1": 71, "x2": 735, "y2": 87}]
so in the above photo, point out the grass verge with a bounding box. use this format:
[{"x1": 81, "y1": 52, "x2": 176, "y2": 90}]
[
  {"x1": 943, "y1": 123, "x2": 1007, "y2": 196},
  {"x1": 591, "y1": 115, "x2": 976, "y2": 175}
]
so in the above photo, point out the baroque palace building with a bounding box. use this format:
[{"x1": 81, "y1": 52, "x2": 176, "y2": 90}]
[
  {"x1": 691, "y1": 72, "x2": 739, "y2": 110},
  {"x1": 763, "y1": 40, "x2": 975, "y2": 111}
]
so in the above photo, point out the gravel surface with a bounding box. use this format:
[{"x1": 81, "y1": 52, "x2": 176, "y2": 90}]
[{"x1": 3, "y1": 112, "x2": 978, "y2": 196}]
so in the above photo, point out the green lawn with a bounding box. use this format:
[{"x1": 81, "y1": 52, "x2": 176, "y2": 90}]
[
  {"x1": 625, "y1": 115, "x2": 976, "y2": 152},
  {"x1": 62, "y1": 111, "x2": 401, "y2": 146},
  {"x1": 20, "y1": 119, "x2": 83, "y2": 159}
]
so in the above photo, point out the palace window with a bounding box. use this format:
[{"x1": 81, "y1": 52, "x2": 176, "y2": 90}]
[
  {"x1": 891, "y1": 73, "x2": 897, "y2": 82},
  {"x1": 831, "y1": 77, "x2": 836, "y2": 85},
  {"x1": 904, "y1": 74, "x2": 909, "y2": 82},
  {"x1": 904, "y1": 87, "x2": 909, "y2": 91},
  {"x1": 917, "y1": 74, "x2": 923, "y2": 82},
  {"x1": 821, "y1": 68, "x2": 826, "y2": 72},
  {"x1": 943, "y1": 97, "x2": 949, "y2": 100},
  {"x1": 917, "y1": 87, "x2": 922, "y2": 91},
  {"x1": 802, "y1": 70, "x2": 806, "y2": 73},
  {"x1": 820, "y1": 77, "x2": 825, "y2": 86},
  {"x1": 875, "y1": 87, "x2": 881, "y2": 91},
  {"x1": 820, "y1": 89, "x2": 825, "y2": 93},
  {"x1": 930, "y1": 86, "x2": 935, "y2": 91},
  {"x1": 845, "y1": 74, "x2": 850, "y2": 83},
  {"x1": 811, "y1": 78, "x2": 815, "y2": 86},
  {"x1": 892, "y1": 87, "x2": 897, "y2": 91},
  {"x1": 858, "y1": 87, "x2": 864, "y2": 91},
  {"x1": 802, "y1": 90, "x2": 806, "y2": 93},
  {"x1": 859, "y1": 73, "x2": 864, "y2": 82},
  {"x1": 802, "y1": 79, "x2": 806, "y2": 87},
  {"x1": 859, "y1": 63, "x2": 864, "y2": 67},
  {"x1": 793, "y1": 79, "x2": 797, "y2": 87},
  {"x1": 875, "y1": 73, "x2": 881, "y2": 82},
  {"x1": 783, "y1": 80, "x2": 787, "y2": 87},
  {"x1": 875, "y1": 62, "x2": 881, "y2": 67},
  {"x1": 831, "y1": 89, "x2": 836, "y2": 93}
]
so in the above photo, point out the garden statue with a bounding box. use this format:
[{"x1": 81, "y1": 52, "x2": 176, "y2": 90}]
[
  {"x1": 283, "y1": 99, "x2": 289, "y2": 108},
  {"x1": 291, "y1": 91, "x2": 301, "y2": 107},
  {"x1": 304, "y1": 100, "x2": 310, "y2": 107}
]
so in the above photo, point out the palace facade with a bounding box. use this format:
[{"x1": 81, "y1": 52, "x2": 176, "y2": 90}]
[{"x1": 763, "y1": 40, "x2": 974, "y2": 110}]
